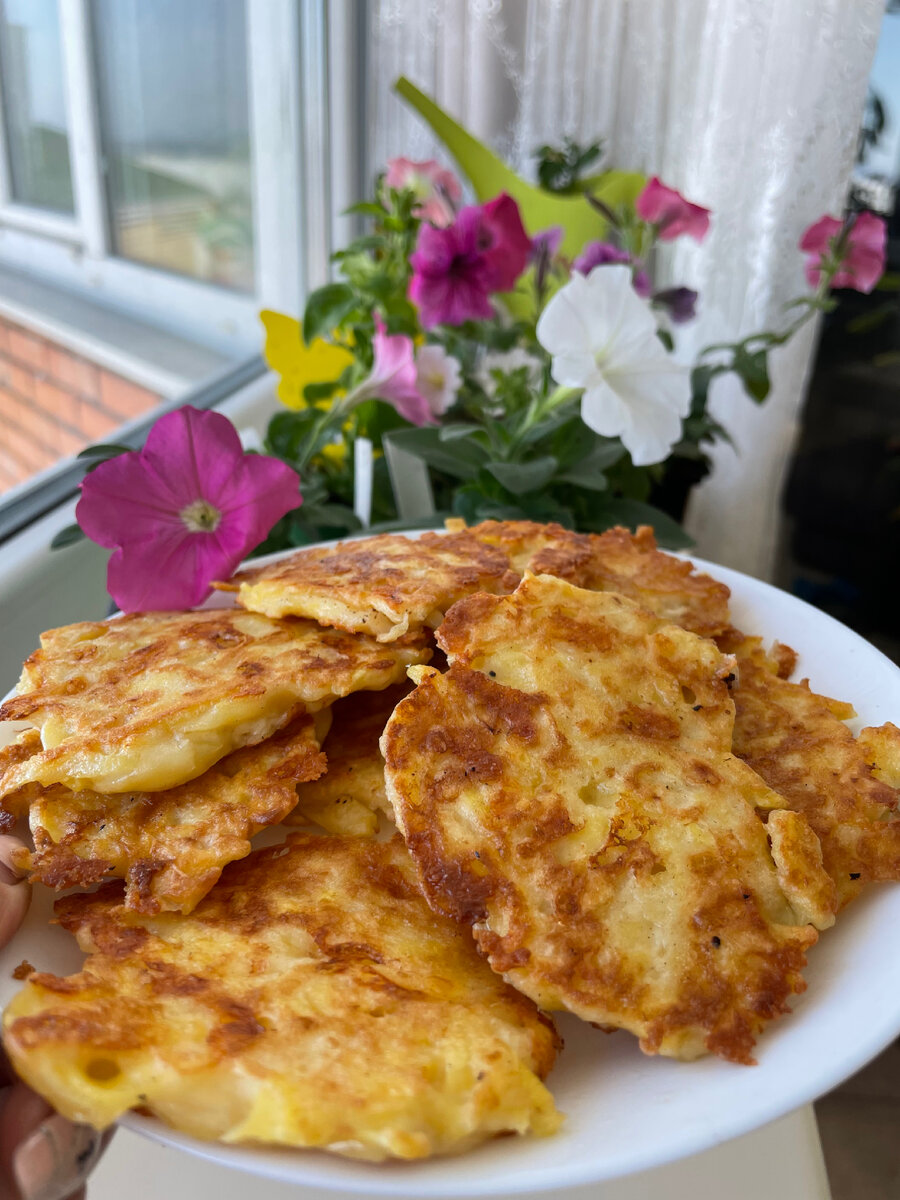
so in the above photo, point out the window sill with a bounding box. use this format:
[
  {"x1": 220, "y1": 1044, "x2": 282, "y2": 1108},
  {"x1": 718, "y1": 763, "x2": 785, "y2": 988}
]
[{"x1": 0, "y1": 261, "x2": 233, "y2": 397}]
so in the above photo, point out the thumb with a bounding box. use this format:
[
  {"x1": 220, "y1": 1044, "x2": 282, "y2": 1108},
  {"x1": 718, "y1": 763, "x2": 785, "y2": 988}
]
[{"x1": 0, "y1": 837, "x2": 30, "y2": 948}]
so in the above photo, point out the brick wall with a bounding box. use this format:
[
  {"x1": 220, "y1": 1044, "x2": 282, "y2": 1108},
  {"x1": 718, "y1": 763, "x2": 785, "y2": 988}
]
[{"x1": 0, "y1": 315, "x2": 162, "y2": 494}]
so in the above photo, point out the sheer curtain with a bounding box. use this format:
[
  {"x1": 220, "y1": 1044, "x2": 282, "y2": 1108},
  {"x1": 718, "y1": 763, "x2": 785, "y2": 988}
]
[{"x1": 366, "y1": 0, "x2": 883, "y2": 579}]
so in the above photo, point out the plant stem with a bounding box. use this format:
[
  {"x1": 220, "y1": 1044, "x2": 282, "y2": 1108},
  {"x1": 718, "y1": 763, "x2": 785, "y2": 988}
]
[
  {"x1": 296, "y1": 409, "x2": 341, "y2": 474},
  {"x1": 504, "y1": 385, "x2": 579, "y2": 458}
]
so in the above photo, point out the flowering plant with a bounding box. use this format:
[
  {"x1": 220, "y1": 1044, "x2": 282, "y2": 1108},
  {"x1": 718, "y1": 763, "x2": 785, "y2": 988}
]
[
  {"x1": 54, "y1": 85, "x2": 888, "y2": 614},
  {"x1": 258, "y1": 87, "x2": 887, "y2": 552}
]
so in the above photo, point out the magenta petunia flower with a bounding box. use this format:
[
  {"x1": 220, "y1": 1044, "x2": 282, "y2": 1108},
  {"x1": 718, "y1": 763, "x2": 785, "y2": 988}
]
[
  {"x1": 632, "y1": 267, "x2": 652, "y2": 298},
  {"x1": 408, "y1": 193, "x2": 531, "y2": 328},
  {"x1": 352, "y1": 317, "x2": 434, "y2": 425},
  {"x1": 652, "y1": 286, "x2": 698, "y2": 324},
  {"x1": 76, "y1": 406, "x2": 301, "y2": 613},
  {"x1": 409, "y1": 206, "x2": 495, "y2": 328},
  {"x1": 636, "y1": 177, "x2": 710, "y2": 243},
  {"x1": 530, "y1": 225, "x2": 564, "y2": 264},
  {"x1": 573, "y1": 241, "x2": 631, "y2": 274},
  {"x1": 574, "y1": 242, "x2": 652, "y2": 298},
  {"x1": 479, "y1": 193, "x2": 532, "y2": 290},
  {"x1": 384, "y1": 157, "x2": 462, "y2": 227},
  {"x1": 800, "y1": 211, "x2": 887, "y2": 293}
]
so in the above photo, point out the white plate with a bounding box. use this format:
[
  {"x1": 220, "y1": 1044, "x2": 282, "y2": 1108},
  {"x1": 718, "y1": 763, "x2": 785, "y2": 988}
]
[{"x1": 2, "y1": 546, "x2": 900, "y2": 1197}]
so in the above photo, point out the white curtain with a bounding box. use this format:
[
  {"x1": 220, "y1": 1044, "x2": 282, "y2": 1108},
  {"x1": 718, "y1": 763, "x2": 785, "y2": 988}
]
[{"x1": 366, "y1": 0, "x2": 883, "y2": 580}]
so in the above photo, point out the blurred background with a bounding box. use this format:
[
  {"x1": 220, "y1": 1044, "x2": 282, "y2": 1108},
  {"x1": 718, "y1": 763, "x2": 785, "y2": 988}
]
[{"x1": 0, "y1": 2, "x2": 896, "y2": 616}]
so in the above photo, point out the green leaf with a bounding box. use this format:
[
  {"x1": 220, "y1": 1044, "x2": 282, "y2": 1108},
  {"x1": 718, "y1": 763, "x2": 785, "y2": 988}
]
[
  {"x1": 77, "y1": 442, "x2": 132, "y2": 460},
  {"x1": 303, "y1": 380, "x2": 340, "y2": 404},
  {"x1": 534, "y1": 137, "x2": 604, "y2": 194},
  {"x1": 484, "y1": 456, "x2": 558, "y2": 495},
  {"x1": 77, "y1": 442, "x2": 134, "y2": 472},
  {"x1": 302, "y1": 283, "x2": 356, "y2": 344},
  {"x1": 353, "y1": 398, "x2": 408, "y2": 445},
  {"x1": 266, "y1": 409, "x2": 322, "y2": 461},
  {"x1": 303, "y1": 503, "x2": 362, "y2": 532},
  {"x1": 732, "y1": 347, "x2": 771, "y2": 403},
  {"x1": 342, "y1": 201, "x2": 389, "y2": 219},
  {"x1": 439, "y1": 423, "x2": 483, "y2": 442},
  {"x1": 367, "y1": 512, "x2": 451, "y2": 534},
  {"x1": 557, "y1": 439, "x2": 624, "y2": 489},
  {"x1": 561, "y1": 439, "x2": 624, "y2": 480},
  {"x1": 50, "y1": 523, "x2": 86, "y2": 550},
  {"x1": 450, "y1": 486, "x2": 526, "y2": 525},
  {"x1": 586, "y1": 499, "x2": 693, "y2": 549},
  {"x1": 689, "y1": 363, "x2": 726, "y2": 418},
  {"x1": 387, "y1": 427, "x2": 489, "y2": 481}
]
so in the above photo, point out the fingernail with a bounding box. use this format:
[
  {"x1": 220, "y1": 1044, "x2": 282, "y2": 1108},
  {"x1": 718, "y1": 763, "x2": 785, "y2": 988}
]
[
  {"x1": 0, "y1": 862, "x2": 20, "y2": 887},
  {"x1": 12, "y1": 1116, "x2": 104, "y2": 1200}
]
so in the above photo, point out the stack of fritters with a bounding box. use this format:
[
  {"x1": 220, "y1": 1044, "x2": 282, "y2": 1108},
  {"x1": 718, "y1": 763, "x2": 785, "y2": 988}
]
[
  {"x1": 0, "y1": 607, "x2": 428, "y2": 909},
  {"x1": 3, "y1": 521, "x2": 900, "y2": 1160}
]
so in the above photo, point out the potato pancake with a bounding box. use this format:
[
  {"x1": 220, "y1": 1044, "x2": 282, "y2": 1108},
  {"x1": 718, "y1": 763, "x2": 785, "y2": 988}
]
[
  {"x1": 456, "y1": 520, "x2": 731, "y2": 637},
  {"x1": 3, "y1": 835, "x2": 561, "y2": 1160},
  {"x1": 0, "y1": 609, "x2": 428, "y2": 795},
  {"x1": 384, "y1": 575, "x2": 830, "y2": 1064},
  {"x1": 721, "y1": 633, "x2": 900, "y2": 910},
  {"x1": 582, "y1": 526, "x2": 732, "y2": 637},
  {"x1": 287, "y1": 686, "x2": 409, "y2": 837},
  {"x1": 234, "y1": 531, "x2": 516, "y2": 641},
  {"x1": 449, "y1": 518, "x2": 594, "y2": 580},
  {"x1": 4, "y1": 716, "x2": 328, "y2": 914}
]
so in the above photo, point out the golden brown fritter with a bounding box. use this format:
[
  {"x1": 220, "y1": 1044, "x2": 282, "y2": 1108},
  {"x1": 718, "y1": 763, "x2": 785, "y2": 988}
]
[
  {"x1": 721, "y1": 633, "x2": 900, "y2": 910},
  {"x1": 582, "y1": 526, "x2": 732, "y2": 637},
  {"x1": 455, "y1": 520, "x2": 732, "y2": 637},
  {"x1": 287, "y1": 685, "x2": 409, "y2": 836},
  {"x1": 858, "y1": 723, "x2": 900, "y2": 789},
  {"x1": 4, "y1": 717, "x2": 328, "y2": 914},
  {"x1": 0, "y1": 609, "x2": 428, "y2": 796},
  {"x1": 450, "y1": 519, "x2": 594, "y2": 581},
  {"x1": 3, "y1": 835, "x2": 561, "y2": 1160},
  {"x1": 234, "y1": 531, "x2": 516, "y2": 642},
  {"x1": 384, "y1": 575, "x2": 830, "y2": 1064}
]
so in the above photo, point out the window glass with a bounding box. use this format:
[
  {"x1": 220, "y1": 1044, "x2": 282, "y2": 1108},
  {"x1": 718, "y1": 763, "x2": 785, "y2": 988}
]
[
  {"x1": 0, "y1": 0, "x2": 75, "y2": 213},
  {"x1": 91, "y1": 0, "x2": 254, "y2": 292}
]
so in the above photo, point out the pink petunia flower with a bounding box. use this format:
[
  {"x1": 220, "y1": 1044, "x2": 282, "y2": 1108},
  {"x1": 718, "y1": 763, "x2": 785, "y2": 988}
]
[
  {"x1": 351, "y1": 317, "x2": 434, "y2": 425},
  {"x1": 384, "y1": 157, "x2": 462, "y2": 227},
  {"x1": 800, "y1": 211, "x2": 887, "y2": 293},
  {"x1": 636, "y1": 177, "x2": 710, "y2": 243},
  {"x1": 76, "y1": 406, "x2": 301, "y2": 612},
  {"x1": 408, "y1": 193, "x2": 531, "y2": 328}
]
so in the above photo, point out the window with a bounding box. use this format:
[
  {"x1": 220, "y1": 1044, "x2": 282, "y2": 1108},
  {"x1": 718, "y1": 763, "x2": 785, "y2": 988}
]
[
  {"x1": 91, "y1": 0, "x2": 254, "y2": 291},
  {"x1": 0, "y1": 0, "x2": 74, "y2": 213},
  {"x1": 0, "y1": 1, "x2": 357, "y2": 508}
]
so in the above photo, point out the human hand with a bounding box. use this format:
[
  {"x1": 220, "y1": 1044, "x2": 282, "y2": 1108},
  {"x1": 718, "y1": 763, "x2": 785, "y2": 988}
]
[{"x1": 0, "y1": 835, "x2": 110, "y2": 1200}]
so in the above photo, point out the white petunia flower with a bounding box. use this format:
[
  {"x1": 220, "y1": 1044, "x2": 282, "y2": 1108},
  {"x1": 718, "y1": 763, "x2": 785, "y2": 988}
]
[
  {"x1": 536, "y1": 265, "x2": 691, "y2": 466},
  {"x1": 414, "y1": 344, "x2": 463, "y2": 417}
]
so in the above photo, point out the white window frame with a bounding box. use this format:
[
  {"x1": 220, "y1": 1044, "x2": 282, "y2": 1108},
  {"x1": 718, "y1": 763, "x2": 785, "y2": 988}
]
[{"x1": 0, "y1": 0, "x2": 363, "y2": 357}]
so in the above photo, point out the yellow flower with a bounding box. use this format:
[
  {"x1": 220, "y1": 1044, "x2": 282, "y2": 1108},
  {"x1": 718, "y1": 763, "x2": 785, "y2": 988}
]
[
  {"x1": 260, "y1": 310, "x2": 355, "y2": 411},
  {"x1": 319, "y1": 440, "x2": 348, "y2": 466}
]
